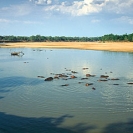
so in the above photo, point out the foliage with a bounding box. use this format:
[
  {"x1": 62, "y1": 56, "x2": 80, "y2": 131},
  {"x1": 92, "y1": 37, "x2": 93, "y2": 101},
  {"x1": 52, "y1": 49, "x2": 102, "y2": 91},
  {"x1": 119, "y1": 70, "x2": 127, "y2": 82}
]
[
  {"x1": 101, "y1": 33, "x2": 133, "y2": 42},
  {"x1": 0, "y1": 33, "x2": 133, "y2": 42}
]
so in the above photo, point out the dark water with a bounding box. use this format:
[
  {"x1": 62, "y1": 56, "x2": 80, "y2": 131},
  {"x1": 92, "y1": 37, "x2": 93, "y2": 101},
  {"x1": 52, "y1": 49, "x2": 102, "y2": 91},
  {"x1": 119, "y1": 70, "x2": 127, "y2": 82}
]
[{"x1": 0, "y1": 48, "x2": 133, "y2": 133}]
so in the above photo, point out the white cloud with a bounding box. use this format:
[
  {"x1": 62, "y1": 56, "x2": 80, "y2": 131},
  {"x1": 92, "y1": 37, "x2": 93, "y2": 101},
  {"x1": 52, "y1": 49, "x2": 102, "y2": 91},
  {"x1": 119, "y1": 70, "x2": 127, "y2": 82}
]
[
  {"x1": 41, "y1": 0, "x2": 133, "y2": 16},
  {"x1": 0, "y1": 19, "x2": 20, "y2": 23},
  {"x1": 44, "y1": 0, "x2": 103, "y2": 16},
  {"x1": 91, "y1": 19, "x2": 101, "y2": 23},
  {"x1": 0, "y1": 19, "x2": 10, "y2": 23},
  {"x1": 0, "y1": 4, "x2": 32, "y2": 16},
  {"x1": 114, "y1": 16, "x2": 133, "y2": 25},
  {"x1": 2, "y1": 0, "x2": 132, "y2": 18},
  {"x1": 30, "y1": 0, "x2": 52, "y2": 5},
  {"x1": 23, "y1": 20, "x2": 43, "y2": 24},
  {"x1": 102, "y1": 0, "x2": 133, "y2": 14},
  {"x1": 0, "y1": 18, "x2": 42, "y2": 25}
]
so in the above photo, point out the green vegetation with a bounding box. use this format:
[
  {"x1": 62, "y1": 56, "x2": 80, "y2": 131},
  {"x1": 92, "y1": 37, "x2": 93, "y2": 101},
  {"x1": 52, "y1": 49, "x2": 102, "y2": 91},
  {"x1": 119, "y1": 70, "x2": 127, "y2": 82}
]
[
  {"x1": 101, "y1": 33, "x2": 133, "y2": 42},
  {"x1": 0, "y1": 33, "x2": 133, "y2": 42},
  {"x1": 0, "y1": 35, "x2": 99, "y2": 42}
]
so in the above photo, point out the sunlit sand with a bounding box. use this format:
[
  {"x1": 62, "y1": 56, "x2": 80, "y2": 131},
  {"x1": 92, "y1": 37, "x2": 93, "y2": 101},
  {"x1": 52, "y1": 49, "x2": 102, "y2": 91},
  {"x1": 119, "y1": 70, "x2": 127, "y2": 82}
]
[{"x1": 1, "y1": 42, "x2": 133, "y2": 52}]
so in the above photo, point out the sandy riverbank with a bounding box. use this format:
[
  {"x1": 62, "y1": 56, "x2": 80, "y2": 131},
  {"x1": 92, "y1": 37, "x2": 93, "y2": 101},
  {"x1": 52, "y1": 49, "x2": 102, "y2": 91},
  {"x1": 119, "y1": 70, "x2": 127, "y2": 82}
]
[{"x1": 1, "y1": 42, "x2": 133, "y2": 52}]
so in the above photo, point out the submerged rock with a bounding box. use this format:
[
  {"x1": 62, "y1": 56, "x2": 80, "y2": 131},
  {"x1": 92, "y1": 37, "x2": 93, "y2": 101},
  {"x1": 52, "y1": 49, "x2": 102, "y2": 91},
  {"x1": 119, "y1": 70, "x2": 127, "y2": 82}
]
[
  {"x1": 37, "y1": 76, "x2": 45, "y2": 78},
  {"x1": 98, "y1": 79, "x2": 108, "y2": 82},
  {"x1": 92, "y1": 87, "x2": 96, "y2": 90},
  {"x1": 24, "y1": 62, "x2": 29, "y2": 63},
  {"x1": 111, "y1": 78, "x2": 119, "y2": 80},
  {"x1": 86, "y1": 74, "x2": 95, "y2": 77},
  {"x1": 83, "y1": 68, "x2": 89, "y2": 70},
  {"x1": 62, "y1": 78, "x2": 68, "y2": 80},
  {"x1": 71, "y1": 71, "x2": 78, "y2": 74},
  {"x1": 45, "y1": 77, "x2": 53, "y2": 81},
  {"x1": 59, "y1": 74, "x2": 68, "y2": 78},
  {"x1": 61, "y1": 84, "x2": 69, "y2": 86},
  {"x1": 78, "y1": 82, "x2": 84, "y2": 84}
]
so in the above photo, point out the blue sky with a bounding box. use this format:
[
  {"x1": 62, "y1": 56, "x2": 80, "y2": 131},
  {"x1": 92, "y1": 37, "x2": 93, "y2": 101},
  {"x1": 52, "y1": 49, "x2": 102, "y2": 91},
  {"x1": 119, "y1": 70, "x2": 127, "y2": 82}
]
[{"x1": 0, "y1": 0, "x2": 133, "y2": 37}]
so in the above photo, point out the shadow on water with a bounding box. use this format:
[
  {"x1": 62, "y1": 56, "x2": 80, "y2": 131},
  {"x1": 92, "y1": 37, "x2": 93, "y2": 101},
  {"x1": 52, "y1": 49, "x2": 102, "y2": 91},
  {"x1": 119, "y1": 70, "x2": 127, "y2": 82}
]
[
  {"x1": 0, "y1": 76, "x2": 44, "y2": 89},
  {"x1": 0, "y1": 76, "x2": 44, "y2": 100},
  {"x1": 103, "y1": 119, "x2": 133, "y2": 133},
  {"x1": 0, "y1": 96, "x2": 4, "y2": 99},
  {"x1": 0, "y1": 112, "x2": 96, "y2": 133}
]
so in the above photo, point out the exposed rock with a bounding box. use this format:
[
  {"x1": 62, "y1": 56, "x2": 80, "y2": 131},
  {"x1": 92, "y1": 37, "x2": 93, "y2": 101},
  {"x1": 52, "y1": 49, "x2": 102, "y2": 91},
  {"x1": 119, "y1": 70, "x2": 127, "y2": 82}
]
[
  {"x1": 11, "y1": 52, "x2": 20, "y2": 56},
  {"x1": 71, "y1": 75, "x2": 77, "y2": 79},
  {"x1": 81, "y1": 78, "x2": 88, "y2": 80},
  {"x1": 127, "y1": 82, "x2": 133, "y2": 84},
  {"x1": 54, "y1": 76, "x2": 59, "y2": 79},
  {"x1": 100, "y1": 75, "x2": 109, "y2": 78},
  {"x1": 86, "y1": 74, "x2": 91, "y2": 77},
  {"x1": 85, "y1": 83, "x2": 93, "y2": 86},
  {"x1": 45, "y1": 77, "x2": 53, "y2": 81},
  {"x1": 11, "y1": 51, "x2": 24, "y2": 56}
]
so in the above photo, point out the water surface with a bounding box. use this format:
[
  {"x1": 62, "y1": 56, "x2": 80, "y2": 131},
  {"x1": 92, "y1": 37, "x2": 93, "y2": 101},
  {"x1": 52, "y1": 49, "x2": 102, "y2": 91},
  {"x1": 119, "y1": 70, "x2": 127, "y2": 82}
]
[{"x1": 0, "y1": 48, "x2": 133, "y2": 133}]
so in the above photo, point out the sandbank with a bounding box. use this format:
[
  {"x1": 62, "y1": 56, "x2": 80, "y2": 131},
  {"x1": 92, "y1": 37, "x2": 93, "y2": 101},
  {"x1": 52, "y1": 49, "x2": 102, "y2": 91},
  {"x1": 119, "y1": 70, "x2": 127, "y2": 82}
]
[{"x1": 1, "y1": 42, "x2": 133, "y2": 52}]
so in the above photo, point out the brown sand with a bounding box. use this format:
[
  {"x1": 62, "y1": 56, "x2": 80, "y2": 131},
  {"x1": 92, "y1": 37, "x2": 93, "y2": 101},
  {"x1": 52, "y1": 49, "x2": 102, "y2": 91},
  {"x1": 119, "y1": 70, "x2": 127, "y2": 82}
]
[{"x1": 1, "y1": 42, "x2": 133, "y2": 52}]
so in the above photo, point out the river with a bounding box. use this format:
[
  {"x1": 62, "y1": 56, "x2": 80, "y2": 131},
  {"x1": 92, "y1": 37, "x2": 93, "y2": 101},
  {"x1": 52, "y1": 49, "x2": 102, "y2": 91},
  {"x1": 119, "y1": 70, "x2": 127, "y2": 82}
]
[{"x1": 0, "y1": 48, "x2": 133, "y2": 133}]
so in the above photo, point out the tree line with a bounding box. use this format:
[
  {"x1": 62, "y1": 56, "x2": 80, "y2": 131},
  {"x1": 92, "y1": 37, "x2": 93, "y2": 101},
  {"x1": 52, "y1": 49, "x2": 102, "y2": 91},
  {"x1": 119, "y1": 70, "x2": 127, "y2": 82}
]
[
  {"x1": 0, "y1": 33, "x2": 133, "y2": 42},
  {"x1": 0, "y1": 35, "x2": 99, "y2": 42},
  {"x1": 101, "y1": 33, "x2": 133, "y2": 42}
]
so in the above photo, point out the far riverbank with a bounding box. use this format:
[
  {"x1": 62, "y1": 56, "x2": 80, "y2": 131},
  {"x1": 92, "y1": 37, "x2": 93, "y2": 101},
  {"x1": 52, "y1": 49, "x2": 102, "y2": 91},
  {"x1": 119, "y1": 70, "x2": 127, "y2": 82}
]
[{"x1": 1, "y1": 42, "x2": 133, "y2": 52}]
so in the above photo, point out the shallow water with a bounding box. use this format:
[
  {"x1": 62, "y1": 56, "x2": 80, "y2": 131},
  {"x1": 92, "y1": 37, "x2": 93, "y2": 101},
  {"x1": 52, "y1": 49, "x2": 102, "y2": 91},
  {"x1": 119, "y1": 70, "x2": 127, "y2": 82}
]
[{"x1": 0, "y1": 48, "x2": 133, "y2": 133}]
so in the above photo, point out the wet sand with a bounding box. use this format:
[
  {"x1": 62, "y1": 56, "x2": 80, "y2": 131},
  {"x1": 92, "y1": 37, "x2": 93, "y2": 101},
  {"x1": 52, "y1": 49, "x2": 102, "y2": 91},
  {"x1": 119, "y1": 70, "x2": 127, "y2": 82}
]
[{"x1": 1, "y1": 42, "x2": 133, "y2": 52}]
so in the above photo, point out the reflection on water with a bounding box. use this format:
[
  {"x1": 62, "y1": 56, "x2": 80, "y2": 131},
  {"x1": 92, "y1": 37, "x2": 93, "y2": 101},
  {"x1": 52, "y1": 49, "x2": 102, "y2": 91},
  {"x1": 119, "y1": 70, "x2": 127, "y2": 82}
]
[{"x1": 0, "y1": 48, "x2": 133, "y2": 133}]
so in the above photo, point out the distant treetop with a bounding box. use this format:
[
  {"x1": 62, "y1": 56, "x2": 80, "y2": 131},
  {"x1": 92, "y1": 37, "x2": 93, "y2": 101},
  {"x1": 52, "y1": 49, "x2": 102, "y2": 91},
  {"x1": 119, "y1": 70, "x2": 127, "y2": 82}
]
[{"x1": 0, "y1": 33, "x2": 133, "y2": 42}]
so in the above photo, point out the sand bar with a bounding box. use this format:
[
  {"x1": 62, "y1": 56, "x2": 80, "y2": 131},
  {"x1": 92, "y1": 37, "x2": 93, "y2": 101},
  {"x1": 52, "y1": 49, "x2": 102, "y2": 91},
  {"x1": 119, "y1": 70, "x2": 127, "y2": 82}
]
[{"x1": 1, "y1": 42, "x2": 133, "y2": 52}]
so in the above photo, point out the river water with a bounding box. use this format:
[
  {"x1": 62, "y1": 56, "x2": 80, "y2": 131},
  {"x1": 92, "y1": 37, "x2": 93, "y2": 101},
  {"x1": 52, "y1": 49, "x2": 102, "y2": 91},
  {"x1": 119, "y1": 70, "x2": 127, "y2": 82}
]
[{"x1": 0, "y1": 48, "x2": 133, "y2": 133}]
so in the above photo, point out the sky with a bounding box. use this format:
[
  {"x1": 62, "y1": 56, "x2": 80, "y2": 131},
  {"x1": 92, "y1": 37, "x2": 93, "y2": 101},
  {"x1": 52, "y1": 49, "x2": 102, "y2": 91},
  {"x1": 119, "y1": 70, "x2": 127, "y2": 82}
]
[{"x1": 0, "y1": 0, "x2": 133, "y2": 37}]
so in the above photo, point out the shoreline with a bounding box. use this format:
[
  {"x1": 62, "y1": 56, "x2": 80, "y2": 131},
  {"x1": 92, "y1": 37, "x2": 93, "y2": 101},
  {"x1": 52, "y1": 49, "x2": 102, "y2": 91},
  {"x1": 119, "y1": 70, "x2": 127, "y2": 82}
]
[{"x1": 0, "y1": 42, "x2": 133, "y2": 52}]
